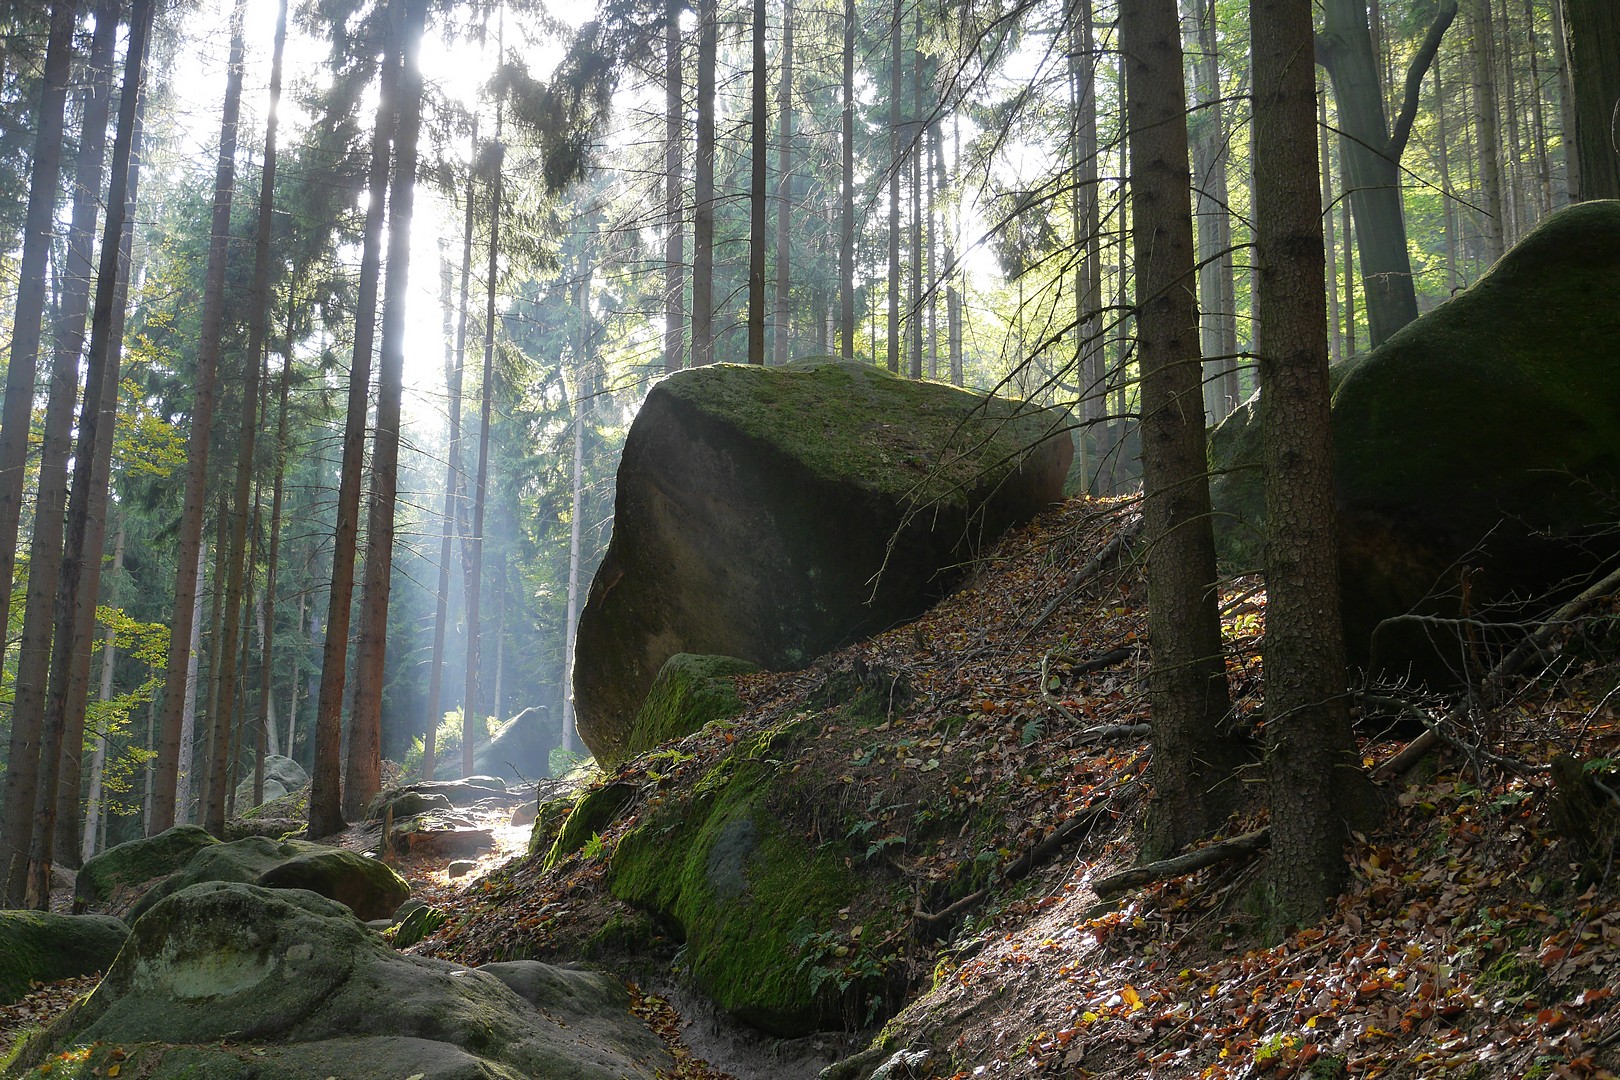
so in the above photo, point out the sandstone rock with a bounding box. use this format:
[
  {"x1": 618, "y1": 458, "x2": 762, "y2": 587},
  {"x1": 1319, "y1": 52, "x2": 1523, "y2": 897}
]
[
  {"x1": 19, "y1": 882, "x2": 670, "y2": 1078},
  {"x1": 575, "y1": 359, "x2": 1072, "y2": 765},
  {"x1": 1209, "y1": 201, "x2": 1620, "y2": 682},
  {"x1": 231, "y1": 754, "x2": 309, "y2": 811},
  {"x1": 74, "y1": 824, "x2": 218, "y2": 914},
  {"x1": 125, "y1": 834, "x2": 325, "y2": 923},
  {"x1": 0, "y1": 910, "x2": 128, "y2": 1004},
  {"x1": 256, "y1": 848, "x2": 410, "y2": 921}
]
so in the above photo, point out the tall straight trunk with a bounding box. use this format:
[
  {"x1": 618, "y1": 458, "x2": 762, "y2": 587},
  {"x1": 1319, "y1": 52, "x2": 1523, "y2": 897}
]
[
  {"x1": 255, "y1": 284, "x2": 296, "y2": 802},
  {"x1": 463, "y1": 95, "x2": 504, "y2": 780},
  {"x1": 150, "y1": 0, "x2": 249, "y2": 835},
  {"x1": 664, "y1": 0, "x2": 684, "y2": 375},
  {"x1": 838, "y1": 0, "x2": 855, "y2": 358},
  {"x1": 1322, "y1": 86, "x2": 1341, "y2": 361},
  {"x1": 176, "y1": 555, "x2": 205, "y2": 825},
  {"x1": 1185, "y1": 0, "x2": 1235, "y2": 418},
  {"x1": 0, "y1": 0, "x2": 77, "y2": 722},
  {"x1": 772, "y1": 0, "x2": 793, "y2": 365},
  {"x1": 745, "y1": 0, "x2": 767, "y2": 364},
  {"x1": 1317, "y1": 0, "x2": 1456, "y2": 347},
  {"x1": 561, "y1": 271, "x2": 589, "y2": 755},
  {"x1": 926, "y1": 119, "x2": 937, "y2": 380},
  {"x1": 347, "y1": 0, "x2": 431, "y2": 819},
  {"x1": 199, "y1": 502, "x2": 228, "y2": 817},
  {"x1": 1470, "y1": 0, "x2": 1507, "y2": 262},
  {"x1": 1562, "y1": 0, "x2": 1620, "y2": 199},
  {"x1": 424, "y1": 245, "x2": 463, "y2": 781},
  {"x1": 1435, "y1": 60, "x2": 1459, "y2": 290},
  {"x1": 308, "y1": 16, "x2": 402, "y2": 838},
  {"x1": 907, "y1": 13, "x2": 923, "y2": 381},
  {"x1": 81, "y1": 523, "x2": 124, "y2": 862},
  {"x1": 0, "y1": 0, "x2": 115, "y2": 901},
  {"x1": 691, "y1": 0, "x2": 716, "y2": 366},
  {"x1": 1524, "y1": 0, "x2": 1553, "y2": 215},
  {"x1": 1342, "y1": 187, "x2": 1355, "y2": 349},
  {"x1": 947, "y1": 115, "x2": 964, "y2": 386},
  {"x1": 1120, "y1": 0, "x2": 1243, "y2": 859},
  {"x1": 1252, "y1": 0, "x2": 1374, "y2": 926},
  {"x1": 886, "y1": 0, "x2": 902, "y2": 374},
  {"x1": 1498, "y1": 0, "x2": 1526, "y2": 242},
  {"x1": 208, "y1": 0, "x2": 287, "y2": 835},
  {"x1": 1550, "y1": 0, "x2": 1579, "y2": 200}
]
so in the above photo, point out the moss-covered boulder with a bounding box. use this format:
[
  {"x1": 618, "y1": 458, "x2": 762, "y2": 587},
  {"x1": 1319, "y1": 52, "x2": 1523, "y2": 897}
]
[
  {"x1": 125, "y1": 834, "x2": 325, "y2": 923},
  {"x1": 543, "y1": 782, "x2": 638, "y2": 870},
  {"x1": 14, "y1": 882, "x2": 670, "y2": 1079},
  {"x1": 606, "y1": 741, "x2": 866, "y2": 1036},
  {"x1": 1209, "y1": 201, "x2": 1620, "y2": 680},
  {"x1": 73, "y1": 824, "x2": 218, "y2": 914},
  {"x1": 0, "y1": 911, "x2": 128, "y2": 1004},
  {"x1": 231, "y1": 753, "x2": 309, "y2": 810},
  {"x1": 256, "y1": 848, "x2": 410, "y2": 921},
  {"x1": 575, "y1": 359, "x2": 1072, "y2": 765},
  {"x1": 626, "y1": 653, "x2": 759, "y2": 757}
]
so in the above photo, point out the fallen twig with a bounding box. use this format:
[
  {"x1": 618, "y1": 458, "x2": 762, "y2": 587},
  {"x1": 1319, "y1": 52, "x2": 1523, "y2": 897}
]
[
  {"x1": 1021, "y1": 514, "x2": 1144, "y2": 643},
  {"x1": 1092, "y1": 827, "x2": 1271, "y2": 900},
  {"x1": 1077, "y1": 723, "x2": 1151, "y2": 743}
]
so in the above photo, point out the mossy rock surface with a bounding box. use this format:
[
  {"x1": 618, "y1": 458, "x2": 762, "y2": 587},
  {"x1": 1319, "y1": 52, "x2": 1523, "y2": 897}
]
[
  {"x1": 256, "y1": 848, "x2": 410, "y2": 921},
  {"x1": 544, "y1": 782, "x2": 637, "y2": 870},
  {"x1": 1209, "y1": 201, "x2": 1620, "y2": 680},
  {"x1": 16, "y1": 882, "x2": 671, "y2": 1079},
  {"x1": 527, "y1": 794, "x2": 577, "y2": 857},
  {"x1": 626, "y1": 653, "x2": 759, "y2": 757},
  {"x1": 575, "y1": 359, "x2": 1072, "y2": 765},
  {"x1": 125, "y1": 834, "x2": 326, "y2": 923},
  {"x1": 231, "y1": 754, "x2": 309, "y2": 811},
  {"x1": 0, "y1": 910, "x2": 128, "y2": 1004},
  {"x1": 74, "y1": 824, "x2": 218, "y2": 913},
  {"x1": 606, "y1": 750, "x2": 860, "y2": 1035}
]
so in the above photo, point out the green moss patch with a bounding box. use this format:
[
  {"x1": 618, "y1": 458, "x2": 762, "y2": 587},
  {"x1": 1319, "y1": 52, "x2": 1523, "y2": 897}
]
[
  {"x1": 544, "y1": 782, "x2": 637, "y2": 870},
  {"x1": 626, "y1": 653, "x2": 759, "y2": 757},
  {"x1": 0, "y1": 911, "x2": 128, "y2": 1004},
  {"x1": 74, "y1": 825, "x2": 219, "y2": 913}
]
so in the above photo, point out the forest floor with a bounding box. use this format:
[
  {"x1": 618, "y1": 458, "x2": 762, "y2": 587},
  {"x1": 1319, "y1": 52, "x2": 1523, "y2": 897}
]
[{"x1": 8, "y1": 495, "x2": 1620, "y2": 1078}]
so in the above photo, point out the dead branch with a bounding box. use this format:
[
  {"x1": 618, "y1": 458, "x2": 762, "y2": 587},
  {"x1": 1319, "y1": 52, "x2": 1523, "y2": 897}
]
[
  {"x1": 1021, "y1": 514, "x2": 1144, "y2": 643},
  {"x1": 1091, "y1": 827, "x2": 1271, "y2": 900},
  {"x1": 1077, "y1": 723, "x2": 1151, "y2": 742}
]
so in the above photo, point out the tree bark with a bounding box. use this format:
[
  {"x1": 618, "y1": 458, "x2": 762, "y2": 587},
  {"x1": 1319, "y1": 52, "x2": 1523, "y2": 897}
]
[
  {"x1": 1562, "y1": 0, "x2": 1620, "y2": 199},
  {"x1": 746, "y1": 0, "x2": 767, "y2": 364},
  {"x1": 308, "y1": 6, "x2": 402, "y2": 839},
  {"x1": 887, "y1": 0, "x2": 902, "y2": 374},
  {"x1": 691, "y1": 0, "x2": 716, "y2": 366},
  {"x1": 1252, "y1": 0, "x2": 1375, "y2": 927},
  {"x1": 839, "y1": 0, "x2": 855, "y2": 358},
  {"x1": 1469, "y1": 0, "x2": 1508, "y2": 262},
  {"x1": 773, "y1": 0, "x2": 793, "y2": 366},
  {"x1": 347, "y1": 0, "x2": 431, "y2": 819},
  {"x1": 81, "y1": 523, "x2": 124, "y2": 863},
  {"x1": 665, "y1": 0, "x2": 684, "y2": 374},
  {"x1": 1120, "y1": 0, "x2": 1245, "y2": 860},
  {"x1": 255, "y1": 281, "x2": 296, "y2": 802}
]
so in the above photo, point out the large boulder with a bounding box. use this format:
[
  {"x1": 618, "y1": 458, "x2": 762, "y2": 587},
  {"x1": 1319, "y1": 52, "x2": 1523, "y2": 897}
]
[
  {"x1": 575, "y1": 359, "x2": 1072, "y2": 764},
  {"x1": 15, "y1": 882, "x2": 671, "y2": 1079},
  {"x1": 1210, "y1": 201, "x2": 1620, "y2": 681},
  {"x1": 232, "y1": 753, "x2": 309, "y2": 809},
  {"x1": 125, "y1": 834, "x2": 326, "y2": 922},
  {"x1": 256, "y1": 848, "x2": 410, "y2": 921},
  {"x1": 472, "y1": 706, "x2": 557, "y2": 783},
  {"x1": 625, "y1": 653, "x2": 759, "y2": 759},
  {"x1": 74, "y1": 824, "x2": 218, "y2": 914},
  {"x1": 0, "y1": 910, "x2": 128, "y2": 1004}
]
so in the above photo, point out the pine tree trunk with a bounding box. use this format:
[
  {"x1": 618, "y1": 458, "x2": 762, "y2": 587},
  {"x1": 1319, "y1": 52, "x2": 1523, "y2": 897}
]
[
  {"x1": 348, "y1": 0, "x2": 431, "y2": 819},
  {"x1": 562, "y1": 272, "x2": 588, "y2": 756},
  {"x1": 1550, "y1": 0, "x2": 1579, "y2": 201},
  {"x1": 1524, "y1": 0, "x2": 1554, "y2": 215},
  {"x1": 839, "y1": 0, "x2": 855, "y2": 358},
  {"x1": 1120, "y1": 0, "x2": 1244, "y2": 860},
  {"x1": 1435, "y1": 60, "x2": 1460, "y2": 290},
  {"x1": 177, "y1": 554, "x2": 206, "y2": 826},
  {"x1": 81, "y1": 524, "x2": 123, "y2": 863},
  {"x1": 665, "y1": 0, "x2": 684, "y2": 375},
  {"x1": 1562, "y1": 0, "x2": 1620, "y2": 199},
  {"x1": 308, "y1": 12, "x2": 402, "y2": 839},
  {"x1": 255, "y1": 279, "x2": 296, "y2": 800},
  {"x1": 151, "y1": 0, "x2": 250, "y2": 835},
  {"x1": 1252, "y1": 0, "x2": 1375, "y2": 926},
  {"x1": 1322, "y1": 85, "x2": 1341, "y2": 361},
  {"x1": 887, "y1": 0, "x2": 902, "y2": 374},
  {"x1": 1498, "y1": 0, "x2": 1526, "y2": 243},
  {"x1": 773, "y1": 0, "x2": 793, "y2": 366},
  {"x1": 1471, "y1": 0, "x2": 1508, "y2": 262},
  {"x1": 746, "y1": 0, "x2": 767, "y2": 364},
  {"x1": 1183, "y1": 0, "x2": 1232, "y2": 420},
  {"x1": 691, "y1": 0, "x2": 717, "y2": 366},
  {"x1": 907, "y1": 12, "x2": 923, "y2": 381}
]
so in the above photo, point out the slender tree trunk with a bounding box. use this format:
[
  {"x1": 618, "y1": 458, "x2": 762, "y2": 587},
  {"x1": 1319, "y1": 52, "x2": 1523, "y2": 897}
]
[
  {"x1": 0, "y1": 0, "x2": 77, "y2": 733},
  {"x1": 838, "y1": 0, "x2": 855, "y2": 358},
  {"x1": 307, "y1": 17, "x2": 401, "y2": 838},
  {"x1": 1183, "y1": 0, "x2": 1231, "y2": 419},
  {"x1": 887, "y1": 0, "x2": 902, "y2": 374},
  {"x1": 947, "y1": 120, "x2": 963, "y2": 388},
  {"x1": 1470, "y1": 0, "x2": 1508, "y2": 261},
  {"x1": 176, "y1": 556, "x2": 205, "y2": 825},
  {"x1": 1498, "y1": 0, "x2": 1526, "y2": 242},
  {"x1": 1435, "y1": 60, "x2": 1459, "y2": 291},
  {"x1": 150, "y1": 0, "x2": 249, "y2": 835},
  {"x1": 208, "y1": 0, "x2": 287, "y2": 835},
  {"x1": 1322, "y1": 85, "x2": 1341, "y2": 361},
  {"x1": 1525, "y1": 0, "x2": 1553, "y2": 215},
  {"x1": 255, "y1": 283, "x2": 296, "y2": 801},
  {"x1": 347, "y1": 0, "x2": 430, "y2": 820},
  {"x1": 1550, "y1": 0, "x2": 1579, "y2": 201},
  {"x1": 691, "y1": 0, "x2": 717, "y2": 366},
  {"x1": 1252, "y1": 0, "x2": 1375, "y2": 926},
  {"x1": 424, "y1": 246, "x2": 463, "y2": 782},
  {"x1": 908, "y1": 12, "x2": 923, "y2": 381},
  {"x1": 746, "y1": 0, "x2": 767, "y2": 364},
  {"x1": 562, "y1": 269, "x2": 589, "y2": 756},
  {"x1": 1120, "y1": 0, "x2": 1244, "y2": 860},
  {"x1": 81, "y1": 524, "x2": 123, "y2": 862},
  {"x1": 665, "y1": 0, "x2": 684, "y2": 375},
  {"x1": 773, "y1": 0, "x2": 793, "y2": 365},
  {"x1": 1562, "y1": 0, "x2": 1620, "y2": 199}
]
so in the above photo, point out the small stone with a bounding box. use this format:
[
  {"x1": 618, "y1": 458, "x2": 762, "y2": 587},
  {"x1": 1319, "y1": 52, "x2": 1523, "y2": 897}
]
[{"x1": 447, "y1": 860, "x2": 478, "y2": 879}]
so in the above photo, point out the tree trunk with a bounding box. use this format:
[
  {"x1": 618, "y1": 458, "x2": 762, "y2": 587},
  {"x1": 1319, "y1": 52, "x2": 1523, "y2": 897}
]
[
  {"x1": 1470, "y1": 0, "x2": 1508, "y2": 262},
  {"x1": 887, "y1": 0, "x2": 902, "y2": 374},
  {"x1": 1551, "y1": 0, "x2": 1579, "y2": 201},
  {"x1": 209, "y1": 0, "x2": 287, "y2": 836},
  {"x1": 773, "y1": 0, "x2": 793, "y2": 366},
  {"x1": 255, "y1": 278, "x2": 296, "y2": 802},
  {"x1": 746, "y1": 0, "x2": 767, "y2": 364},
  {"x1": 665, "y1": 0, "x2": 684, "y2": 374},
  {"x1": 347, "y1": 0, "x2": 431, "y2": 820},
  {"x1": 691, "y1": 0, "x2": 717, "y2": 366},
  {"x1": 1252, "y1": 0, "x2": 1375, "y2": 927},
  {"x1": 150, "y1": 0, "x2": 249, "y2": 835},
  {"x1": 81, "y1": 524, "x2": 123, "y2": 862},
  {"x1": 1498, "y1": 0, "x2": 1526, "y2": 243},
  {"x1": 1562, "y1": 0, "x2": 1620, "y2": 199},
  {"x1": 908, "y1": 12, "x2": 923, "y2": 381},
  {"x1": 1184, "y1": 0, "x2": 1233, "y2": 420},
  {"x1": 839, "y1": 0, "x2": 855, "y2": 358},
  {"x1": 1120, "y1": 0, "x2": 1245, "y2": 860},
  {"x1": 1321, "y1": 85, "x2": 1341, "y2": 361},
  {"x1": 177, "y1": 556, "x2": 205, "y2": 826},
  {"x1": 1525, "y1": 0, "x2": 1554, "y2": 215},
  {"x1": 424, "y1": 244, "x2": 463, "y2": 782},
  {"x1": 308, "y1": 10, "x2": 402, "y2": 839},
  {"x1": 1435, "y1": 59, "x2": 1460, "y2": 291},
  {"x1": 562, "y1": 274, "x2": 588, "y2": 757}
]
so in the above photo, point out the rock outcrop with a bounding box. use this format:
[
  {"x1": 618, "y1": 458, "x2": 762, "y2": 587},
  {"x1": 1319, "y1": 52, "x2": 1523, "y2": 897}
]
[
  {"x1": 231, "y1": 753, "x2": 309, "y2": 809},
  {"x1": 625, "y1": 653, "x2": 759, "y2": 759},
  {"x1": 16, "y1": 882, "x2": 671, "y2": 1078},
  {"x1": 74, "y1": 824, "x2": 219, "y2": 914},
  {"x1": 1209, "y1": 201, "x2": 1620, "y2": 681},
  {"x1": 0, "y1": 910, "x2": 128, "y2": 1004},
  {"x1": 575, "y1": 359, "x2": 1072, "y2": 765}
]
